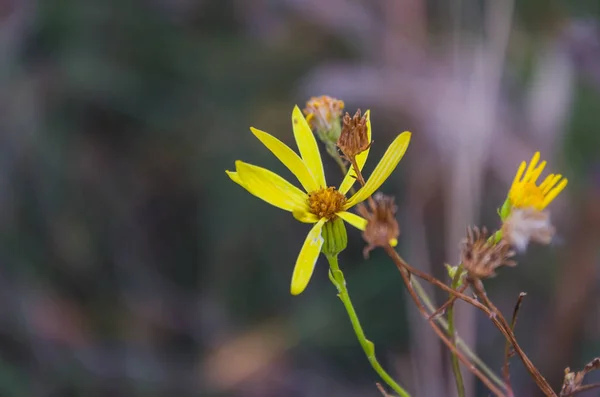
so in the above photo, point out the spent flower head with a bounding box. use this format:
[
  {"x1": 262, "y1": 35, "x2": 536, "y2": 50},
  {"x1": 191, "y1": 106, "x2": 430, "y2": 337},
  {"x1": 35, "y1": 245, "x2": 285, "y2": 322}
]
[
  {"x1": 338, "y1": 109, "x2": 371, "y2": 161},
  {"x1": 460, "y1": 226, "x2": 516, "y2": 279},
  {"x1": 501, "y1": 207, "x2": 555, "y2": 252},
  {"x1": 226, "y1": 106, "x2": 411, "y2": 295},
  {"x1": 357, "y1": 193, "x2": 400, "y2": 258}
]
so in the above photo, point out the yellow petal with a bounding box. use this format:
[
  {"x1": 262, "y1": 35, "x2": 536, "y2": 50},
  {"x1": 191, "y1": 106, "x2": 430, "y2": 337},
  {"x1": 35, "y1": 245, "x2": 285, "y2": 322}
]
[
  {"x1": 527, "y1": 161, "x2": 546, "y2": 183},
  {"x1": 226, "y1": 170, "x2": 244, "y2": 187},
  {"x1": 339, "y1": 110, "x2": 372, "y2": 194},
  {"x1": 524, "y1": 152, "x2": 540, "y2": 180},
  {"x1": 292, "y1": 106, "x2": 326, "y2": 187},
  {"x1": 345, "y1": 131, "x2": 411, "y2": 208},
  {"x1": 541, "y1": 178, "x2": 567, "y2": 209},
  {"x1": 538, "y1": 174, "x2": 555, "y2": 192},
  {"x1": 250, "y1": 127, "x2": 318, "y2": 192},
  {"x1": 235, "y1": 161, "x2": 309, "y2": 212},
  {"x1": 290, "y1": 218, "x2": 326, "y2": 295},
  {"x1": 337, "y1": 211, "x2": 367, "y2": 231},
  {"x1": 510, "y1": 161, "x2": 527, "y2": 190},
  {"x1": 293, "y1": 210, "x2": 320, "y2": 223},
  {"x1": 542, "y1": 174, "x2": 562, "y2": 194}
]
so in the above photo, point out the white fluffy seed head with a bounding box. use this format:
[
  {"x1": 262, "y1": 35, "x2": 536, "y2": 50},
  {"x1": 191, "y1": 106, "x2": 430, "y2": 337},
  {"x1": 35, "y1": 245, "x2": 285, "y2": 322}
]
[{"x1": 502, "y1": 207, "x2": 555, "y2": 252}]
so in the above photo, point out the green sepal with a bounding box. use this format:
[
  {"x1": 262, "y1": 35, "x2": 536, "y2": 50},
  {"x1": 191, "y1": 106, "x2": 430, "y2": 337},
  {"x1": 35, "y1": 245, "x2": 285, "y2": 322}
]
[
  {"x1": 321, "y1": 217, "x2": 348, "y2": 257},
  {"x1": 499, "y1": 198, "x2": 512, "y2": 221}
]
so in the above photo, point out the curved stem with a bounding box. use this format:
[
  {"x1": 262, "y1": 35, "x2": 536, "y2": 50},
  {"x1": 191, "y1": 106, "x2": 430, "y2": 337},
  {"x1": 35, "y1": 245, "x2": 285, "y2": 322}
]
[
  {"x1": 448, "y1": 266, "x2": 466, "y2": 397},
  {"x1": 326, "y1": 254, "x2": 411, "y2": 397}
]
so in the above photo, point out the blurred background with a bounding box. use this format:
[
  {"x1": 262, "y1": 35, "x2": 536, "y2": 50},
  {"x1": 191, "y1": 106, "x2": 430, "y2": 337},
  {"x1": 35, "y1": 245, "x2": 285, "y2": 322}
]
[{"x1": 0, "y1": 0, "x2": 599, "y2": 396}]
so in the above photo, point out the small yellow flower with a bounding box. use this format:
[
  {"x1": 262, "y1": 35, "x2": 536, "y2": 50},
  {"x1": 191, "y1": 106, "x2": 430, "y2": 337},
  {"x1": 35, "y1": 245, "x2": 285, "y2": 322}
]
[
  {"x1": 508, "y1": 151, "x2": 568, "y2": 211},
  {"x1": 226, "y1": 106, "x2": 411, "y2": 295}
]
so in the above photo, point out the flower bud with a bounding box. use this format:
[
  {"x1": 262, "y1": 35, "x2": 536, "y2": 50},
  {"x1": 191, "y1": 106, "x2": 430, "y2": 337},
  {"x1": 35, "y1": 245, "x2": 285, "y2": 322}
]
[{"x1": 303, "y1": 96, "x2": 345, "y2": 148}]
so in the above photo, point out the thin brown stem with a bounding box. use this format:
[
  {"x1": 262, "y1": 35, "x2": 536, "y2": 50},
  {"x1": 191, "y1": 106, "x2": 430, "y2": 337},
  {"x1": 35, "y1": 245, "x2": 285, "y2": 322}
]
[
  {"x1": 503, "y1": 292, "x2": 527, "y2": 396},
  {"x1": 376, "y1": 383, "x2": 393, "y2": 397},
  {"x1": 349, "y1": 156, "x2": 377, "y2": 209},
  {"x1": 428, "y1": 284, "x2": 468, "y2": 320},
  {"x1": 567, "y1": 383, "x2": 600, "y2": 396},
  {"x1": 386, "y1": 248, "x2": 556, "y2": 396},
  {"x1": 384, "y1": 246, "x2": 506, "y2": 397},
  {"x1": 470, "y1": 281, "x2": 556, "y2": 397},
  {"x1": 349, "y1": 157, "x2": 366, "y2": 186}
]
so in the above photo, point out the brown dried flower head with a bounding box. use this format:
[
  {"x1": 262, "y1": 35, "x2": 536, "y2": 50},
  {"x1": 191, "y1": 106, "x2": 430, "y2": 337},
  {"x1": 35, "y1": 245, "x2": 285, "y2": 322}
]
[
  {"x1": 357, "y1": 193, "x2": 400, "y2": 258},
  {"x1": 303, "y1": 95, "x2": 345, "y2": 132},
  {"x1": 460, "y1": 226, "x2": 516, "y2": 279},
  {"x1": 337, "y1": 109, "x2": 371, "y2": 160},
  {"x1": 501, "y1": 207, "x2": 555, "y2": 252}
]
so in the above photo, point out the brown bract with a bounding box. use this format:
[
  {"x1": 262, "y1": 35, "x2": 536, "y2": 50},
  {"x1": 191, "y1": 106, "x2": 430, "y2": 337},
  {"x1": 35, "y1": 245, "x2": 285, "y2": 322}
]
[
  {"x1": 337, "y1": 110, "x2": 370, "y2": 160},
  {"x1": 461, "y1": 226, "x2": 516, "y2": 279},
  {"x1": 357, "y1": 193, "x2": 400, "y2": 258},
  {"x1": 501, "y1": 207, "x2": 555, "y2": 252}
]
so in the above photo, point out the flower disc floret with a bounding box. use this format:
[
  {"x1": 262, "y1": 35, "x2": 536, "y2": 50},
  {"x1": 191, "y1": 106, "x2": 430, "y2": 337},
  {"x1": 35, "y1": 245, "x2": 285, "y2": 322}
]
[{"x1": 308, "y1": 187, "x2": 346, "y2": 219}]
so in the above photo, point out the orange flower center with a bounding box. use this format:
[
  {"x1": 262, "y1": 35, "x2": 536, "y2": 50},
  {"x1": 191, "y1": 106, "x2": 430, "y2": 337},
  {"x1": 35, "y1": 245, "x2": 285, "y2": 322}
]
[{"x1": 308, "y1": 187, "x2": 346, "y2": 219}]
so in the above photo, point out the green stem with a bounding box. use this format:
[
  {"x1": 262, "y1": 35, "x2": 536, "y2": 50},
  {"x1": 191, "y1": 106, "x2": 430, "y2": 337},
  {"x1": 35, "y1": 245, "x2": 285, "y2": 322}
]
[
  {"x1": 326, "y1": 254, "x2": 411, "y2": 397},
  {"x1": 447, "y1": 266, "x2": 466, "y2": 397},
  {"x1": 326, "y1": 143, "x2": 348, "y2": 173}
]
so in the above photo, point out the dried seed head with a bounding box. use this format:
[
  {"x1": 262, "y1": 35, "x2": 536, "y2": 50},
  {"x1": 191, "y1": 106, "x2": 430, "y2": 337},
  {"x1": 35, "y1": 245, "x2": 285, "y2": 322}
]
[
  {"x1": 337, "y1": 110, "x2": 371, "y2": 160},
  {"x1": 460, "y1": 226, "x2": 516, "y2": 279},
  {"x1": 501, "y1": 207, "x2": 555, "y2": 252},
  {"x1": 357, "y1": 193, "x2": 400, "y2": 258}
]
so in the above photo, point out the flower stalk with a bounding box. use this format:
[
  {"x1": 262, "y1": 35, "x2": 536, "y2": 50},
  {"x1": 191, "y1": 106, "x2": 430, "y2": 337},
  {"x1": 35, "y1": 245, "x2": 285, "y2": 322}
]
[
  {"x1": 447, "y1": 265, "x2": 466, "y2": 397},
  {"x1": 326, "y1": 254, "x2": 411, "y2": 397}
]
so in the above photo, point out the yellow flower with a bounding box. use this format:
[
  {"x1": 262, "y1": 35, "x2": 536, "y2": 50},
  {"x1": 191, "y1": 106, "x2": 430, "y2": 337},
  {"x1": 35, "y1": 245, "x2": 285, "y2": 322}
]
[
  {"x1": 226, "y1": 106, "x2": 411, "y2": 295},
  {"x1": 508, "y1": 151, "x2": 568, "y2": 211}
]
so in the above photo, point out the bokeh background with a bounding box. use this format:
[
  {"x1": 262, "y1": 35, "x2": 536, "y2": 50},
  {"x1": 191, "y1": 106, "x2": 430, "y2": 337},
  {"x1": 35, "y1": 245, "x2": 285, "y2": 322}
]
[{"x1": 0, "y1": 0, "x2": 599, "y2": 396}]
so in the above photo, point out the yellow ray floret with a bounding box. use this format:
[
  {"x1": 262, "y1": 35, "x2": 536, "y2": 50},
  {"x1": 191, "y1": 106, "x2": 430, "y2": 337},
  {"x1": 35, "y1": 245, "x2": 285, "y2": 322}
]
[
  {"x1": 226, "y1": 106, "x2": 411, "y2": 295},
  {"x1": 508, "y1": 151, "x2": 568, "y2": 211}
]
